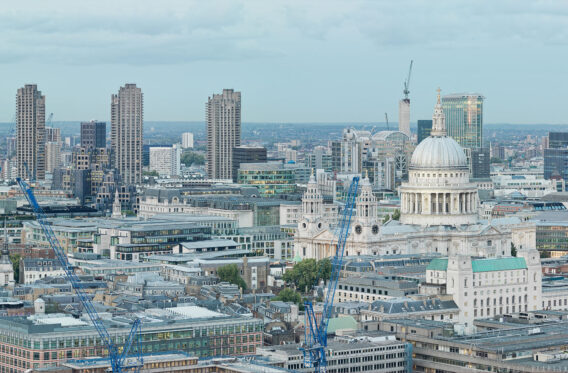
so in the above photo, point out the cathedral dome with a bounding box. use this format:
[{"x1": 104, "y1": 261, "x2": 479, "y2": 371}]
[{"x1": 410, "y1": 136, "x2": 467, "y2": 170}]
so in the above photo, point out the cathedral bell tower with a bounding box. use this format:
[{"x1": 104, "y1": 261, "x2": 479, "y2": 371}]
[
  {"x1": 352, "y1": 173, "x2": 381, "y2": 237},
  {"x1": 299, "y1": 171, "x2": 325, "y2": 235}
]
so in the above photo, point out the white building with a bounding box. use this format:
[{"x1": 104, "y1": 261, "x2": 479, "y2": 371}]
[
  {"x1": 149, "y1": 145, "x2": 181, "y2": 177},
  {"x1": 492, "y1": 174, "x2": 557, "y2": 199},
  {"x1": 181, "y1": 132, "x2": 194, "y2": 149},
  {"x1": 20, "y1": 258, "x2": 65, "y2": 284},
  {"x1": 425, "y1": 249, "x2": 542, "y2": 328},
  {"x1": 295, "y1": 90, "x2": 520, "y2": 260}
]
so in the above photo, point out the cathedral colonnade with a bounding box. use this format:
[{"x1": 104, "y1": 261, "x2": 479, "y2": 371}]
[{"x1": 401, "y1": 191, "x2": 478, "y2": 215}]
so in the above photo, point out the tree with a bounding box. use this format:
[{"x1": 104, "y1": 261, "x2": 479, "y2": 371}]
[
  {"x1": 217, "y1": 264, "x2": 247, "y2": 290},
  {"x1": 181, "y1": 151, "x2": 205, "y2": 166},
  {"x1": 283, "y1": 258, "x2": 331, "y2": 293},
  {"x1": 273, "y1": 288, "x2": 305, "y2": 310},
  {"x1": 9, "y1": 254, "x2": 20, "y2": 283},
  {"x1": 143, "y1": 170, "x2": 159, "y2": 177},
  {"x1": 382, "y1": 209, "x2": 400, "y2": 223},
  {"x1": 490, "y1": 157, "x2": 503, "y2": 164},
  {"x1": 511, "y1": 242, "x2": 517, "y2": 257},
  {"x1": 392, "y1": 209, "x2": 400, "y2": 221}
]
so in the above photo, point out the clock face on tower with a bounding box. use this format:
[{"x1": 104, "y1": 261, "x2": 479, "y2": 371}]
[
  {"x1": 372, "y1": 225, "x2": 379, "y2": 234},
  {"x1": 355, "y1": 225, "x2": 362, "y2": 234}
]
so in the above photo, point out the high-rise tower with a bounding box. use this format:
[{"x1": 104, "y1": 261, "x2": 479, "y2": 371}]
[
  {"x1": 441, "y1": 93, "x2": 484, "y2": 149},
  {"x1": 398, "y1": 99, "x2": 410, "y2": 138},
  {"x1": 206, "y1": 89, "x2": 241, "y2": 179},
  {"x1": 16, "y1": 84, "x2": 46, "y2": 180},
  {"x1": 111, "y1": 84, "x2": 143, "y2": 185},
  {"x1": 81, "y1": 120, "x2": 106, "y2": 150}
]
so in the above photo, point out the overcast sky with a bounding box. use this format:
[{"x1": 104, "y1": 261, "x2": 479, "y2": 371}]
[{"x1": 0, "y1": 0, "x2": 566, "y2": 124}]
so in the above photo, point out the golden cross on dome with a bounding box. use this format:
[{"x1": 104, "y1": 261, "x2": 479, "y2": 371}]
[{"x1": 436, "y1": 87, "x2": 442, "y2": 104}]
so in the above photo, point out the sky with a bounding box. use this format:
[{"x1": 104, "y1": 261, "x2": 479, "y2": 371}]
[{"x1": 0, "y1": 0, "x2": 567, "y2": 124}]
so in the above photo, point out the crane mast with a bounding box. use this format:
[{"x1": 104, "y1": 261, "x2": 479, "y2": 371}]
[
  {"x1": 17, "y1": 178, "x2": 143, "y2": 373},
  {"x1": 301, "y1": 176, "x2": 360, "y2": 372},
  {"x1": 403, "y1": 60, "x2": 414, "y2": 100}
]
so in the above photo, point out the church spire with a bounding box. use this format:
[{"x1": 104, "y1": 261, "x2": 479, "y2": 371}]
[{"x1": 431, "y1": 88, "x2": 446, "y2": 137}]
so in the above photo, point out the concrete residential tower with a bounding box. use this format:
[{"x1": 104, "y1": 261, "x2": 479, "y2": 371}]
[
  {"x1": 111, "y1": 84, "x2": 143, "y2": 185},
  {"x1": 206, "y1": 89, "x2": 241, "y2": 179},
  {"x1": 16, "y1": 84, "x2": 46, "y2": 180}
]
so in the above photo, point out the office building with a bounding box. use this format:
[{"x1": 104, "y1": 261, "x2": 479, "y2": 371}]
[
  {"x1": 258, "y1": 339, "x2": 410, "y2": 372},
  {"x1": 182, "y1": 132, "x2": 194, "y2": 148},
  {"x1": 80, "y1": 120, "x2": 106, "y2": 150},
  {"x1": 0, "y1": 306, "x2": 263, "y2": 371},
  {"x1": 206, "y1": 89, "x2": 241, "y2": 179},
  {"x1": 545, "y1": 132, "x2": 568, "y2": 181},
  {"x1": 548, "y1": 132, "x2": 568, "y2": 149},
  {"x1": 149, "y1": 145, "x2": 181, "y2": 177},
  {"x1": 441, "y1": 93, "x2": 484, "y2": 149},
  {"x1": 398, "y1": 98, "x2": 410, "y2": 137},
  {"x1": 111, "y1": 84, "x2": 143, "y2": 185},
  {"x1": 468, "y1": 147, "x2": 490, "y2": 179},
  {"x1": 237, "y1": 162, "x2": 296, "y2": 197},
  {"x1": 417, "y1": 119, "x2": 432, "y2": 144},
  {"x1": 232, "y1": 146, "x2": 267, "y2": 182},
  {"x1": 16, "y1": 84, "x2": 46, "y2": 180}
]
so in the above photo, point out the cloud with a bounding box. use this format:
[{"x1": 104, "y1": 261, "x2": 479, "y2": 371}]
[{"x1": 0, "y1": 0, "x2": 567, "y2": 65}]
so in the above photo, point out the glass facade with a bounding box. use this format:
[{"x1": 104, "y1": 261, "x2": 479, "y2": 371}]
[
  {"x1": 0, "y1": 316, "x2": 263, "y2": 371},
  {"x1": 536, "y1": 223, "x2": 568, "y2": 256},
  {"x1": 544, "y1": 148, "x2": 568, "y2": 180},
  {"x1": 442, "y1": 94, "x2": 484, "y2": 149},
  {"x1": 417, "y1": 120, "x2": 432, "y2": 144},
  {"x1": 237, "y1": 165, "x2": 296, "y2": 197}
]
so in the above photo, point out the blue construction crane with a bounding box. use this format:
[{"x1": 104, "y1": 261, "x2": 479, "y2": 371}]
[
  {"x1": 17, "y1": 178, "x2": 143, "y2": 373},
  {"x1": 301, "y1": 176, "x2": 359, "y2": 372}
]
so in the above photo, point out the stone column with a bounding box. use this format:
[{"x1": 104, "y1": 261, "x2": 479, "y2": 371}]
[
  {"x1": 443, "y1": 193, "x2": 447, "y2": 213},
  {"x1": 435, "y1": 193, "x2": 439, "y2": 214}
]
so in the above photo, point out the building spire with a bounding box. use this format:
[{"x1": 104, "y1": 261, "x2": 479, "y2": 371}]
[{"x1": 431, "y1": 88, "x2": 446, "y2": 137}]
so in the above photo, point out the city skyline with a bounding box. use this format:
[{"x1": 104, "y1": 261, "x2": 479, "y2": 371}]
[{"x1": 0, "y1": 1, "x2": 566, "y2": 124}]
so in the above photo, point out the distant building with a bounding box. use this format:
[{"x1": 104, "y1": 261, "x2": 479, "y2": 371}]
[
  {"x1": 442, "y1": 93, "x2": 484, "y2": 149},
  {"x1": 80, "y1": 120, "x2": 106, "y2": 150},
  {"x1": 45, "y1": 142, "x2": 60, "y2": 173},
  {"x1": 182, "y1": 132, "x2": 194, "y2": 148},
  {"x1": 417, "y1": 119, "x2": 432, "y2": 144},
  {"x1": 16, "y1": 84, "x2": 46, "y2": 180},
  {"x1": 232, "y1": 146, "x2": 267, "y2": 182},
  {"x1": 45, "y1": 127, "x2": 61, "y2": 144},
  {"x1": 111, "y1": 84, "x2": 143, "y2": 185},
  {"x1": 207, "y1": 89, "x2": 241, "y2": 180},
  {"x1": 149, "y1": 145, "x2": 181, "y2": 177},
  {"x1": 237, "y1": 162, "x2": 296, "y2": 197},
  {"x1": 468, "y1": 147, "x2": 490, "y2": 179}
]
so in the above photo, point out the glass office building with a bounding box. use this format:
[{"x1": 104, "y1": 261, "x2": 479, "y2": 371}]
[
  {"x1": 237, "y1": 162, "x2": 296, "y2": 197},
  {"x1": 417, "y1": 120, "x2": 432, "y2": 144},
  {"x1": 441, "y1": 94, "x2": 484, "y2": 149}
]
